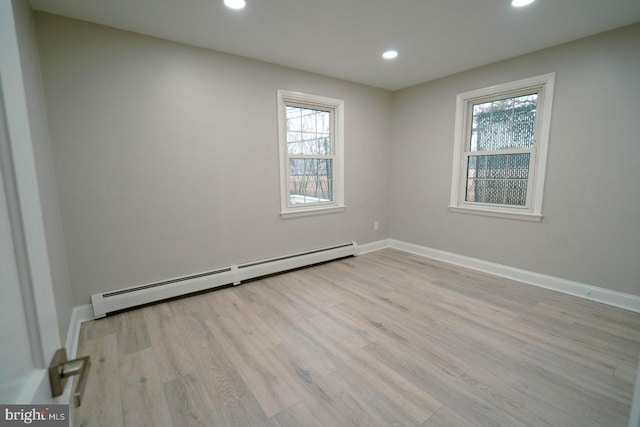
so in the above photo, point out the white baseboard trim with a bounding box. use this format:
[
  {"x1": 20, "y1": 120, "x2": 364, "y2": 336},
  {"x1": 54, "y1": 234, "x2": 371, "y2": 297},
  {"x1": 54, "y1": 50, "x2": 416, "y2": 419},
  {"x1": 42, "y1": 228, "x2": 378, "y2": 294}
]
[
  {"x1": 384, "y1": 239, "x2": 640, "y2": 313},
  {"x1": 66, "y1": 304, "x2": 94, "y2": 359},
  {"x1": 356, "y1": 239, "x2": 391, "y2": 255},
  {"x1": 57, "y1": 304, "x2": 93, "y2": 405}
]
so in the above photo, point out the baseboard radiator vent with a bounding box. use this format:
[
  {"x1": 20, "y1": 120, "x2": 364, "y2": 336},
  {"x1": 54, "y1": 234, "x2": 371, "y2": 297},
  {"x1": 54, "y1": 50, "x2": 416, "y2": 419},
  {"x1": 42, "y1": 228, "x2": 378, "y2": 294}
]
[{"x1": 91, "y1": 242, "x2": 357, "y2": 318}]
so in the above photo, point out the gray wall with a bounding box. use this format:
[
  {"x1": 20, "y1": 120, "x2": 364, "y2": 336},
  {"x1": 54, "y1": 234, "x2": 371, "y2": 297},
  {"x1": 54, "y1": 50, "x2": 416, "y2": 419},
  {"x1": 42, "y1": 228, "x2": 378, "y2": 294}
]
[
  {"x1": 10, "y1": 0, "x2": 74, "y2": 343},
  {"x1": 35, "y1": 12, "x2": 639, "y2": 305},
  {"x1": 390, "y1": 23, "x2": 640, "y2": 296},
  {"x1": 35, "y1": 13, "x2": 392, "y2": 305}
]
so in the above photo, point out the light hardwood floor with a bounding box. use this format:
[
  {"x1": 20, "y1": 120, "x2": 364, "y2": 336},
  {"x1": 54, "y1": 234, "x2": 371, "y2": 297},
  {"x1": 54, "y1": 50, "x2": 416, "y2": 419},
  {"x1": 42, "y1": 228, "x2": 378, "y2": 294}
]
[{"x1": 74, "y1": 249, "x2": 640, "y2": 426}]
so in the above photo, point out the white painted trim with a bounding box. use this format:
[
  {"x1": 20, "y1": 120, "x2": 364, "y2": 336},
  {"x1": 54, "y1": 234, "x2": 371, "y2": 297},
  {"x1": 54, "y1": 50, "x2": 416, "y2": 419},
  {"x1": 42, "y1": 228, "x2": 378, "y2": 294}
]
[
  {"x1": 66, "y1": 305, "x2": 94, "y2": 359},
  {"x1": 355, "y1": 239, "x2": 391, "y2": 255},
  {"x1": 55, "y1": 304, "x2": 94, "y2": 408},
  {"x1": 450, "y1": 73, "x2": 555, "y2": 220},
  {"x1": 448, "y1": 205, "x2": 542, "y2": 222},
  {"x1": 280, "y1": 205, "x2": 346, "y2": 219},
  {"x1": 456, "y1": 73, "x2": 556, "y2": 102},
  {"x1": 386, "y1": 239, "x2": 640, "y2": 313},
  {"x1": 531, "y1": 74, "x2": 555, "y2": 216},
  {"x1": 277, "y1": 89, "x2": 345, "y2": 218}
]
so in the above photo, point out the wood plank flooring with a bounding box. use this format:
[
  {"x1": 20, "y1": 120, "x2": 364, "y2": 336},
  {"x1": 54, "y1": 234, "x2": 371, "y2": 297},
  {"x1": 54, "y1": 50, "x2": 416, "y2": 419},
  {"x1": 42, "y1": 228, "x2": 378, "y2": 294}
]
[{"x1": 74, "y1": 249, "x2": 640, "y2": 426}]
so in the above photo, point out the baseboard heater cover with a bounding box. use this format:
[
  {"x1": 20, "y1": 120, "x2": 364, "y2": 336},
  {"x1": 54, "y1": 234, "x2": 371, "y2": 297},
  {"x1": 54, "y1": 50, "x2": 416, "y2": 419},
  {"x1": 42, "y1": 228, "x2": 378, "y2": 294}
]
[{"x1": 91, "y1": 242, "x2": 357, "y2": 318}]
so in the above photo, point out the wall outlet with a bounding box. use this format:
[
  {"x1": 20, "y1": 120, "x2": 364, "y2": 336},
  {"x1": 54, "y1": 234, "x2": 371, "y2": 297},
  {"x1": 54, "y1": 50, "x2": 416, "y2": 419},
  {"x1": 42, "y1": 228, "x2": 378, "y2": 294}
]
[{"x1": 373, "y1": 221, "x2": 379, "y2": 231}]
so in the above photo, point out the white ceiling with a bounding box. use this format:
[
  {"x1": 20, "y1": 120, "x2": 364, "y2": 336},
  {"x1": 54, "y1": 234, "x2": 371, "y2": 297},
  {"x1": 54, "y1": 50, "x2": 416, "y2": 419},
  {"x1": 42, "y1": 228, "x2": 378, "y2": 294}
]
[{"x1": 29, "y1": 0, "x2": 640, "y2": 91}]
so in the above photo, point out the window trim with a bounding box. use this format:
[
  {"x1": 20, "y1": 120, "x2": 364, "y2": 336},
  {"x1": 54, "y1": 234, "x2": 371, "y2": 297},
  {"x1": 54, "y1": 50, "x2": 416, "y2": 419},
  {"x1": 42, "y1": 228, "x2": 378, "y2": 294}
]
[
  {"x1": 277, "y1": 90, "x2": 345, "y2": 218},
  {"x1": 449, "y1": 73, "x2": 555, "y2": 222}
]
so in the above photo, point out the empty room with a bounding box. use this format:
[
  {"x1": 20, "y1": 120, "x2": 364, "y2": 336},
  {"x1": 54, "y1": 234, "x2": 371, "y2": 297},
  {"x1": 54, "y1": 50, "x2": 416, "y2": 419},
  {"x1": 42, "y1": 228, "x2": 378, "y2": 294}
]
[{"x1": 1, "y1": 0, "x2": 640, "y2": 425}]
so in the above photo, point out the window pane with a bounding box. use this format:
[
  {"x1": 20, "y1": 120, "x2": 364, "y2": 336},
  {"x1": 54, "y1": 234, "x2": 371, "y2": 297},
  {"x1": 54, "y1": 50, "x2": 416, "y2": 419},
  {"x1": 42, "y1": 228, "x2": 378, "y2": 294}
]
[
  {"x1": 507, "y1": 153, "x2": 530, "y2": 179},
  {"x1": 289, "y1": 159, "x2": 333, "y2": 205},
  {"x1": 286, "y1": 105, "x2": 331, "y2": 155},
  {"x1": 470, "y1": 93, "x2": 538, "y2": 151},
  {"x1": 504, "y1": 179, "x2": 528, "y2": 205},
  {"x1": 465, "y1": 154, "x2": 530, "y2": 206}
]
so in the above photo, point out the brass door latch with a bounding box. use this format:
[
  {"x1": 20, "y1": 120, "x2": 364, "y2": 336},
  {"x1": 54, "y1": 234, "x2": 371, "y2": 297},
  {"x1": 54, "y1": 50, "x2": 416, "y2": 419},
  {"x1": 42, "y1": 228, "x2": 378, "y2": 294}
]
[{"x1": 49, "y1": 348, "x2": 91, "y2": 407}]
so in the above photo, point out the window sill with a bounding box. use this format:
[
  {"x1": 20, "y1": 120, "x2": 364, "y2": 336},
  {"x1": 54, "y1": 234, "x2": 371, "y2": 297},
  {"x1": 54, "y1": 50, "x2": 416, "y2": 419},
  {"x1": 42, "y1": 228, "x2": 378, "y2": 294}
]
[
  {"x1": 448, "y1": 205, "x2": 542, "y2": 222},
  {"x1": 280, "y1": 205, "x2": 346, "y2": 219}
]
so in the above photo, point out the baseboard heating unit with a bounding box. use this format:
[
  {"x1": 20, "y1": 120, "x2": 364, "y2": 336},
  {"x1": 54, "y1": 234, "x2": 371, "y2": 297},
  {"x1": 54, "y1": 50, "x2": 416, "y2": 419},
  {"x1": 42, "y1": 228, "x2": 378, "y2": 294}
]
[{"x1": 90, "y1": 242, "x2": 357, "y2": 318}]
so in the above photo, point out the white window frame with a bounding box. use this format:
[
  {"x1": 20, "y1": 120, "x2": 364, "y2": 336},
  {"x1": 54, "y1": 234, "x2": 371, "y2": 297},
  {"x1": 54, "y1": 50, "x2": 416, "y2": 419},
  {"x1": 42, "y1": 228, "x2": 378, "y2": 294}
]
[
  {"x1": 277, "y1": 90, "x2": 345, "y2": 218},
  {"x1": 449, "y1": 73, "x2": 555, "y2": 222}
]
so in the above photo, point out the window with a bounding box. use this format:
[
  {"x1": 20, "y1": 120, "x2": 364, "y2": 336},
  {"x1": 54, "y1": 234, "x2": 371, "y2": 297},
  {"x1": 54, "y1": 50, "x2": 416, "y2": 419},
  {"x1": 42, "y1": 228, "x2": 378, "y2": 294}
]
[
  {"x1": 449, "y1": 73, "x2": 555, "y2": 221},
  {"x1": 277, "y1": 90, "x2": 344, "y2": 218}
]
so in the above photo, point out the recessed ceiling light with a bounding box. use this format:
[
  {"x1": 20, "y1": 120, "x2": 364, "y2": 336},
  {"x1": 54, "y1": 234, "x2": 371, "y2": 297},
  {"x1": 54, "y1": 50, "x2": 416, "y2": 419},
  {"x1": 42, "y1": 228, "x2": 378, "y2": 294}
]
[
  {"x1": 382, "y1": 50, "x2": 398, "y2": 60},
  {"x1": 511, "y1": 0, "x2": 534, "y2": 7},
  {"x1": 224, "y1": 0, "x2": 246, "y2": 10}
]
